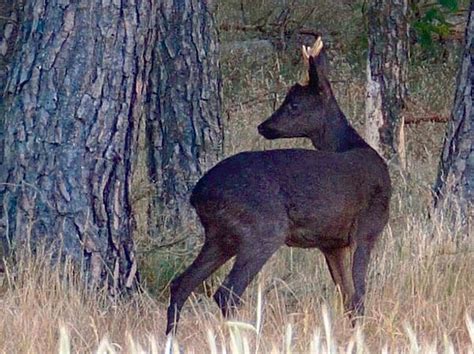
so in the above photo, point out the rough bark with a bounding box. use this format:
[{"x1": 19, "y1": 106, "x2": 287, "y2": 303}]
[
  {"x1": 0, "y1": 1, "x2": 22, "y2": 93},
  {"x1": 366, "y1": 0, "x2": 409, "y2": 166},
  {"x1": 0, "y1": 0, "x2": 157, "y2": 292},
  {"x1": 0, "y1": 0, "x2": 22, "y2": 259},
  {"x1": 434, "y1": 4, "x2": 473, "y2": 229},
  {"x1": 146, "y1": 0, "x2": 223, "y2": 242}
]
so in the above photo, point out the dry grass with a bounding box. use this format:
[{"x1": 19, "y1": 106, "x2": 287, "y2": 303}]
[{"x1": 0, "y1": 210, "x2": 473, "y2": 353}]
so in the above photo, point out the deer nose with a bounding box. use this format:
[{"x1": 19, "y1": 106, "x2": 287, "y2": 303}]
[
  {"x1": 258, "y1": 123, "x2": 271, "y2": 137},
  {"x1": 258, "y1": 122, "x2": 279, "y2": 139}
]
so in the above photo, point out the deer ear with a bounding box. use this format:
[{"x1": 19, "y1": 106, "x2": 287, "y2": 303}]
[
  {"x1": 308, "y1": 56, "x2": 319, "y2": 90},
  {"x1": 308, "y1": 51, "x2": 331, "y2": 94},
  {"x1": 305, "y1": 37, "x2": 327, "y2": 91},
  {"x1": 315, "y1": 48, "x2": 329, "y2": 78}
]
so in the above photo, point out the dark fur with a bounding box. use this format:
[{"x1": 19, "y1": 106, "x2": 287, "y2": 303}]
[{"x1": 166, "y1": 49, "x2": 391, "y2": 335}]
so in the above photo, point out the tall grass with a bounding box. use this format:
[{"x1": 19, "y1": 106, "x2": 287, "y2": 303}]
[{"x1": 1, "y1": 217, "x2": 473, "y2": 353}]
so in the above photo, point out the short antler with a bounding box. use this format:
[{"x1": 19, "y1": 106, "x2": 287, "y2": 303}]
[
  {"x1": 300, "y1": 37, "x2": 324, "y2": 84},
  {"x1": 302, "y1": 37, "x2": 323, "y2": 61}
]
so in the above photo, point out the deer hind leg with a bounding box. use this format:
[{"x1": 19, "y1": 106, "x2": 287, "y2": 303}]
[
  {"x1": 213, "y1": 243, "x2": 279, "y2": 317},
  {"x1": 166, "y1": 239, "x2": 235, "y2": 335},
  {"x1": 351, "y1": 208, "x2": 389, "y2": 318},
  {"x1": 213, "y1": 217, "x2": 286, "y2": 317},
  {"x1": 351, "y1": 242, "x2": 372, "y2": 317},
  {"x1": 324, "y1": 247, "x2": 356, "y2": 313}
]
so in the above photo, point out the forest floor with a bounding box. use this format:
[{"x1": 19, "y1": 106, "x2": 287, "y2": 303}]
[{"x1": 1, "y1": 1, "x2": 473, "y2": 353}]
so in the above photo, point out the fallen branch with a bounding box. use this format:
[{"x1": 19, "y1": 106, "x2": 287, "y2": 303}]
[{"x1": 404, "y1": 114, "x2": 449, "y2": 125}]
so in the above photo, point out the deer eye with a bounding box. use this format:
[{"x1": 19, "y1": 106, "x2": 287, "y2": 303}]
[{"x1": 290, "y1": 102, "x2": 299, "y2": 111}]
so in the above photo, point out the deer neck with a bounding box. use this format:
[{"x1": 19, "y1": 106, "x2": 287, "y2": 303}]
[{"x1": 308, "y1": 109, "x2": 369, "y2": 153}]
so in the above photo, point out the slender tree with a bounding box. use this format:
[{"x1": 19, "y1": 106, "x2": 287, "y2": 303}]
[
  {"x1": 366, "y1": 0, "x2": 409, "y2": 167},
  {"x1": 0, "y1": 0, "x2": 157, "y2": 291},
  {"x1": 434, "y1": 3, "x2": 473, "y2": 228},
  {"x1": 146, "y1": 0, "x2": 223, "y2": 242}
]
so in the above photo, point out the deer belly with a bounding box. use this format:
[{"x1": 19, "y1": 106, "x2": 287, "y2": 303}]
[{"x1": 285, "y1": 224, "x2": 352, "y2": 249}]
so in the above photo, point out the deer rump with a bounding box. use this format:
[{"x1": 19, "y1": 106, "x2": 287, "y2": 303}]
[{"x1": 191, "y1": 148, "x2": 384, "y2": 251}]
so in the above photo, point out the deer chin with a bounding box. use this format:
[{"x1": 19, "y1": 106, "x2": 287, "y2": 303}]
[
  {"x1": 258, "y1": 121, "x2": 300, "y2": 140},
  {"x1": 259, "y1": 130, "x2": 280, "y2": 140}
]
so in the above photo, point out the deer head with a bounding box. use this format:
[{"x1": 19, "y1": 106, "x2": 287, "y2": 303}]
[{"x1": 258, "y1": 37, "x2": 337, "y2": 142}]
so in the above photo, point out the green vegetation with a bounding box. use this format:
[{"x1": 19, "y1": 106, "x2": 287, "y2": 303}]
[{"x1": 412, "y1": 0, "x2": 462, "y2": 51}]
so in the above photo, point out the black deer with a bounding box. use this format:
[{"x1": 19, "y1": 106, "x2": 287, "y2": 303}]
[{"x1": 166, "y1": 38, "x2": 391, "y2": 334}]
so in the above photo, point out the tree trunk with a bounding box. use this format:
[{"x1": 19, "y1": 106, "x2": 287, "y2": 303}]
[
  {"x1": 0, "y1": 0, "x2": 22, "y2": 259},
  {"x1": 434, "y1": 4, "x2": 473, "y2": 229},
  {"x1": 366, "y1": 0, "x2": 409, "y2": 167},
  {"x1": 146, "y1": 0, "x2": 223, "y2": 242},
  {"x1": 0, "y1": 0, "x2": 157, "y2": 292}
]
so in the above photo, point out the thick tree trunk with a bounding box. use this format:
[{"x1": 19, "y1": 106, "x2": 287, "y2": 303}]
[
  {"x1": 0, "y1": 0, "x2": 156, "y2": 292},
  {"x1": 146, "y1": 0, "x2": 223, "y2": 242},
  {"x1": 366, "y1": 0, "x2": 409, "y2": 166},
  {"x1": 434, "y1": 4, "x2": 473, "y2": 229}
]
